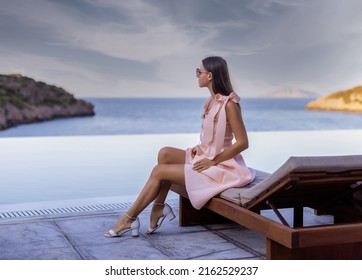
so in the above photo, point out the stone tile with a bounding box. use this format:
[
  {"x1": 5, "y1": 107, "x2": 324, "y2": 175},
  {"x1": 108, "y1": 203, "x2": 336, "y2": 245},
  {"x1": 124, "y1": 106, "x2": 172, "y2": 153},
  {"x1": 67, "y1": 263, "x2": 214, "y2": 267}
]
[
  {"x1": 0, "y1": 247, "x2": 81, "y2": 260},
  {"x1": 56, "y1": 215, "x2": 122, "y2": 246},
  {"x1": 0, "y1": 222, "x2": 70, "y2": 253},
  {"x1": 219, "y1": 228, "x2": 266, "y2": 256},
  {"x1": 77, "y1": 237, "x2": 169, "y2": 260},
  {"x1": 191, "y1": 248, "x2": 260, "y2": 260},
  {"x1": 0, "y1": 221, "x2": 81, "y2": 260},
  {"x1": 147, "y1": 231, "x2": 255, "y2": 260},
  {"x1": 56, "y1": 214, "x2": 121, "y2": 234}
]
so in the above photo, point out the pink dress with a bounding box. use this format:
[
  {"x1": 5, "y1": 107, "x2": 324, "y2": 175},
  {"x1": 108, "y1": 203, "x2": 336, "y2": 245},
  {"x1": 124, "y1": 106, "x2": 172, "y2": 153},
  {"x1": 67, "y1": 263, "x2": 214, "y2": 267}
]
[{"x1": 184, "y1": 92, "x2": 255, "y2": 209}]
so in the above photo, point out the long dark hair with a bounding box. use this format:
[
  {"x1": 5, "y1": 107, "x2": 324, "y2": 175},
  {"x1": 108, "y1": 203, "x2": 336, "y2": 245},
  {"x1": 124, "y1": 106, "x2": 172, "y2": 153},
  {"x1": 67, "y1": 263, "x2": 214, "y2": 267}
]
[{"x1": 202, "y1": 56, "x2": 234, "y2": 96}]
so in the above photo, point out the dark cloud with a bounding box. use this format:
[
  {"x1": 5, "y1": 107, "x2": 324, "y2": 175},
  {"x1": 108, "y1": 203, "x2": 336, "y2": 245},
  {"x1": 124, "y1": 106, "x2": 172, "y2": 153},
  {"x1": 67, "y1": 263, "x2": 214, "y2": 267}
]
[{"x1": 0, "y1": 0, "x2": 361, "y2": 97}]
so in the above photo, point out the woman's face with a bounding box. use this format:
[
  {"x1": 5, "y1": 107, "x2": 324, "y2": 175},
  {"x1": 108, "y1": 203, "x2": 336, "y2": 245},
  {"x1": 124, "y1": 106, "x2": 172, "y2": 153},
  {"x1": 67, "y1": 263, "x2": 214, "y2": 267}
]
[{"x1": 196, "y1": 63, "x2": 211, "y2": 88}]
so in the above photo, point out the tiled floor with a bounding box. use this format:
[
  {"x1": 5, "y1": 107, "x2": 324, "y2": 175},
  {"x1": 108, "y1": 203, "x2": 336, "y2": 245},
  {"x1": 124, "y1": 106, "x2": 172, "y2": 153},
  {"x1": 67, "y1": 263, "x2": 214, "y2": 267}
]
[{"x1": 0, "y1": 208, "x2": 266, "y2": 260}]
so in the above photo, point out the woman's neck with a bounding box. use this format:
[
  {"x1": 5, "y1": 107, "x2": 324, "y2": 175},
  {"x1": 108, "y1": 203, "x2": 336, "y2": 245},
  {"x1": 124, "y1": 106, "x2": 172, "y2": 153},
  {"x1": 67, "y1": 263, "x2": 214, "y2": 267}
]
[{"x1": 208, "y1": 85, "x2": 215, "y2": 97}]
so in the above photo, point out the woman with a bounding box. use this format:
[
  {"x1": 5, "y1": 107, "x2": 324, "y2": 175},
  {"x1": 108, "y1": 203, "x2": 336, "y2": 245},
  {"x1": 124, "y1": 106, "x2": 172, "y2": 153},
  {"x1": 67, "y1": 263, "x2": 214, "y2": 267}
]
[{"x1": 104, "y1": 56, "x2": 255, "y2": 238}]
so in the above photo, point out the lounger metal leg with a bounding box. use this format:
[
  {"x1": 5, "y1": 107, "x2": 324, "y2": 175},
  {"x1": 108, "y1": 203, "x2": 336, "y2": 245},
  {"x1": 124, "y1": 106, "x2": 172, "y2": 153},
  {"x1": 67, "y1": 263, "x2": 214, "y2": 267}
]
[
  {"x1": 267, "y1": 201, "x2": 290, "y2": 227},
  {"x1": 266, "y1": 202, "x2": 304, "y2": 227}
]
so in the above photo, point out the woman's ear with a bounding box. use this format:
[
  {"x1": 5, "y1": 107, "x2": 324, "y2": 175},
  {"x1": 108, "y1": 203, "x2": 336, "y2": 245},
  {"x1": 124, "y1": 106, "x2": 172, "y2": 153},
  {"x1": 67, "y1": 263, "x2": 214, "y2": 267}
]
[{"x1": 207, "y1": 72, "x2": 213, "y2": 81}]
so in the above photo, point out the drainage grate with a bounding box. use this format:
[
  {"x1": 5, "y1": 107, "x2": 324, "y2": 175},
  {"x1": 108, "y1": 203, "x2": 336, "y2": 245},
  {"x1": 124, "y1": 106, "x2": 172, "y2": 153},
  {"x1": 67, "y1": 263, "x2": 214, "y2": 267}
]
[{"x1": 0, "y1": 199, "x2": 179, "y2": 219}]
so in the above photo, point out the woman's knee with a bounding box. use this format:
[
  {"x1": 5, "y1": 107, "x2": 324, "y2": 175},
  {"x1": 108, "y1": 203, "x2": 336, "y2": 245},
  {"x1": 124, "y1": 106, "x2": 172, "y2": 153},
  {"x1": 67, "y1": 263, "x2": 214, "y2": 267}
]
[
  {"x1": 158, "y1": 146, "x2": 173, "y2": 164},
  {"x1": 158, "y1": 146, "x2": 185, "y2": 164},
  {"x1": 150, "y1": 164, "x2": 185, "y2": 186},
  {"x1": 150, "y1": 164, "x2": 165, "y2": 181}
]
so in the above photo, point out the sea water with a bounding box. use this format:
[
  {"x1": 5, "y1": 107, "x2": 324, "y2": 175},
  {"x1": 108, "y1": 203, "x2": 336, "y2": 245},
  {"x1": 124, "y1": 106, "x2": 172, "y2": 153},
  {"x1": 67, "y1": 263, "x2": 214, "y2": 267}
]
[{"x1": 1, "y1": 98, "x2": 362, "y2": 137}]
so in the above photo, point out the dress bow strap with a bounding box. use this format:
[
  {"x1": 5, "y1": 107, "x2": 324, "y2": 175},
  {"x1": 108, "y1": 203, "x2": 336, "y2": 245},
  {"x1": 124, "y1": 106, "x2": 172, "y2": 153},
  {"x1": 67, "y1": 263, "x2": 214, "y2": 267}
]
[
  {"x1": 200, "y1": 92, "x2": 240, "y2": 155},
  {"x1": 213, "y1": 92, "x2": 239, "y2": 154}
]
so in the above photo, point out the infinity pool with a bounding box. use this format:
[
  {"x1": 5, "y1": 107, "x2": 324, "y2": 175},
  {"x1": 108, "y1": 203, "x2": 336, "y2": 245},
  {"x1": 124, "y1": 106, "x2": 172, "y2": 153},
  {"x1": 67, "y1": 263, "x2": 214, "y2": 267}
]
[{"x1": 1, "y1": 130, "x2": 361, "y2": 212}]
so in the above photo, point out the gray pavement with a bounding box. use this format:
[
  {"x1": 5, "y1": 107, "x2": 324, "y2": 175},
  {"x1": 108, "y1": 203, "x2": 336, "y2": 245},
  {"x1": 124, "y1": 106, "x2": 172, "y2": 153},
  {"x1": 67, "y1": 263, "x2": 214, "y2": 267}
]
[
  {"x1": 0, "y1": 206, "x2": 266, "y2": 260},
  {"x1": 0, "y1": 200, "x2": 334, "y2": 260}
]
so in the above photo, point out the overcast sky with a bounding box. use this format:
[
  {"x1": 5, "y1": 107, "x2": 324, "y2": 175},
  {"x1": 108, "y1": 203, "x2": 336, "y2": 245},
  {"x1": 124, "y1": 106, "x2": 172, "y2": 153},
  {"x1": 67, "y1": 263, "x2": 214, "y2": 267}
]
[{"x1": 1, "y1": 0, "x2": 361, "y2": 98}]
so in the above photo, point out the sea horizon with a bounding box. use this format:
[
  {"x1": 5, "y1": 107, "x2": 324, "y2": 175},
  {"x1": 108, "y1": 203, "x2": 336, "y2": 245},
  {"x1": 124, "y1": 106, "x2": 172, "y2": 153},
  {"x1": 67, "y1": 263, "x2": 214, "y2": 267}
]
[{"x1": 1, "y1": 97, "x2": 362, "y2": 138}]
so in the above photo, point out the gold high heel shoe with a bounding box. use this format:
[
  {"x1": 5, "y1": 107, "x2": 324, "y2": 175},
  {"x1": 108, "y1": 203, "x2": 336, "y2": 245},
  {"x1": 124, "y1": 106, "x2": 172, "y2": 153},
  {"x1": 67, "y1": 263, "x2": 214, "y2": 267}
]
[
  {"x1": 146, "y1": 202, "x2": 176, "y2": 234},
  {"x1": 104, "y1": 213, "x2": 140, "y2": 238}
]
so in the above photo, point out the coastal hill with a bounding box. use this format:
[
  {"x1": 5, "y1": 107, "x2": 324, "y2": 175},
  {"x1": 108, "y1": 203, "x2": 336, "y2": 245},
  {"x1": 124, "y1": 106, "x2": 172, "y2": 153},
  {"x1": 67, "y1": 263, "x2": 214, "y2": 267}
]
[
  {"x1": 305, "y1": 85, "x2": 362, "y2": 113},
  {"x1": 261, "y1": 87, "x2": 320, "y2": 98},
  {"x1": 0, "y1": 74, "x2": 95, "y2": 130}
]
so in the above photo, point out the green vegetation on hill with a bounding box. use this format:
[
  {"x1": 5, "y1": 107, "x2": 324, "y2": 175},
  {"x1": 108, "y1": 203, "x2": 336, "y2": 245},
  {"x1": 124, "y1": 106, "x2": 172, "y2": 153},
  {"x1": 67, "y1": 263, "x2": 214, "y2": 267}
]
[
  {"x1": 0, "y1": 74, "x2": 95, "y2": 130},
  {"x1": 325, "y1": 86, "x2": 362, "y2": 104},
  {"x1": 305, "y1": 85, "x2": 362, "y2": 113}
]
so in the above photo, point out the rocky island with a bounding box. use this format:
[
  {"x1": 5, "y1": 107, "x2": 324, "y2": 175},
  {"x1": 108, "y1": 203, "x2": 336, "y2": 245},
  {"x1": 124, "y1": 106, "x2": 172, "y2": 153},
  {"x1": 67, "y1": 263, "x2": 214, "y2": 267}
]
[
  {"x1": 305, "y1": 85, "x2": 362, "y2": 113},
  {"x1": 262, "y1": 87, "x2": 319, "y2": 98},
  {"x1": 0, "y1": 74, "x2": 95, "y2": 130}
]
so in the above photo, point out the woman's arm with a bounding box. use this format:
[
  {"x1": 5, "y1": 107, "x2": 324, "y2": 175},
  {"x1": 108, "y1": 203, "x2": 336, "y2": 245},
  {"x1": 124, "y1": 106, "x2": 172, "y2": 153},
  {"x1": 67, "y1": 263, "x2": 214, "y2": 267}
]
[
  {"x1": 192, "y1": 101, "x2": 249, "y2": 172},
  {"x1": 213, "y1": 101, "x2": 249, "y2": 163}
]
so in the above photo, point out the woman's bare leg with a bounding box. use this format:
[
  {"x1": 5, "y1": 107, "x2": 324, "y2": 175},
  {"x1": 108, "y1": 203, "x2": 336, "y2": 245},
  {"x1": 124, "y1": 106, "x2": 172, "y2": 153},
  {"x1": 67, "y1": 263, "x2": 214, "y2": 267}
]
[
  {"x1": 150, "y1": 147, "x2": 186, "y2": 229},
  {"x1": 108, "y1": 147, "x2": 186, "y2": 234},
  {"x1": 127, "y1": 164, "x2": 185, "y2": 216},
  {"x1": 154, "y1": 147, "x2": 186, "y2": 203}
]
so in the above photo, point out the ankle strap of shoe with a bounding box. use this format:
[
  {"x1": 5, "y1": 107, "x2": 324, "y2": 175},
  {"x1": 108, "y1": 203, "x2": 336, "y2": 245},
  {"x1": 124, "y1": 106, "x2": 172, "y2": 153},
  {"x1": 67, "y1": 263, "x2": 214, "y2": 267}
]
[
  {"x1": 124, "y1": 213, "x2": 137, "y2": 220},
  {"x1": 153, "y1": 202, "x2": 165, "y2": 206}
]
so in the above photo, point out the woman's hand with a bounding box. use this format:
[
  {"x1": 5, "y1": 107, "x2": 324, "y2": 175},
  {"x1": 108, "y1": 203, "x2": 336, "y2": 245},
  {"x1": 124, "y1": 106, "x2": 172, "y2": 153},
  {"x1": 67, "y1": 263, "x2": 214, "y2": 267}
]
[
  {"x1": 192, "y1": 158, "x2": 215, "y2": 172},
  {"x1": 191, "y1": 147, "x2": 197, "y2": 159}
]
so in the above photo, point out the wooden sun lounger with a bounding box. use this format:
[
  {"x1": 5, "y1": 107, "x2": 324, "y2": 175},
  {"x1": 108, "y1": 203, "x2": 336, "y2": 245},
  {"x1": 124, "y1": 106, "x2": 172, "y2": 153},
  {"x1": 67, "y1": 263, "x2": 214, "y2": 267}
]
[{"x1": 171, "y1": 155, "x2": 362, "y2": 260}]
